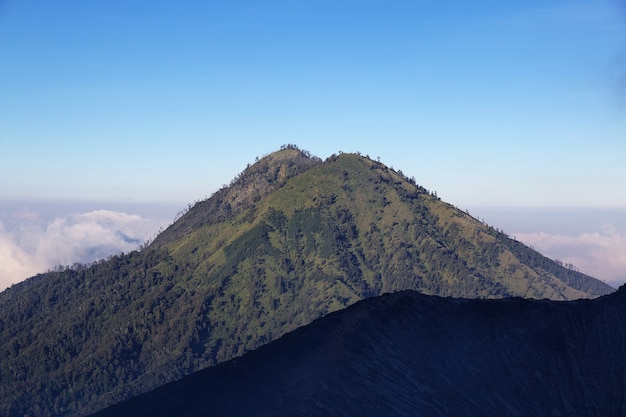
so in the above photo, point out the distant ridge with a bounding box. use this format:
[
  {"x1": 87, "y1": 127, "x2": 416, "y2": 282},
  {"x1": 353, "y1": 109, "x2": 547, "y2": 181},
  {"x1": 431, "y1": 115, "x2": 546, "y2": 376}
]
[
  {"x1": 0, "y1": 146, "x2": 614, "y2": 417},
  {"x1": 91, "y1": 286, "x2": 626, "y2": 417}
]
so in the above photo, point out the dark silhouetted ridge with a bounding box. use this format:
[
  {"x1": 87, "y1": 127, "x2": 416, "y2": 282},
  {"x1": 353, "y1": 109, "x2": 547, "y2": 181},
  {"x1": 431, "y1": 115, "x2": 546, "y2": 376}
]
[{"x1": 91, "y1": 289, "x2": 626, "y2": 417}]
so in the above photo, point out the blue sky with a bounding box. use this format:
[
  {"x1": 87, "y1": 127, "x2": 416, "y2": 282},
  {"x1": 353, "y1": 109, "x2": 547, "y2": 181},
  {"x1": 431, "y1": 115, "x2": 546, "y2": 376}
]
[
  {"x1": 0, "y1": 1, "x2": 625, "y2": 289},
  {"x1": 1, "y1": 0, "x2": 625, "y2": 206}
]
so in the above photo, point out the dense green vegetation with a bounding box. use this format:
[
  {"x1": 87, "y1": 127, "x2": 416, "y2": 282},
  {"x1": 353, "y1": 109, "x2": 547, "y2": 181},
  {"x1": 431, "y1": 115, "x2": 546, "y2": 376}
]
[{"x1": 0, "y1": 146, "x2": 613, "y2": 417}]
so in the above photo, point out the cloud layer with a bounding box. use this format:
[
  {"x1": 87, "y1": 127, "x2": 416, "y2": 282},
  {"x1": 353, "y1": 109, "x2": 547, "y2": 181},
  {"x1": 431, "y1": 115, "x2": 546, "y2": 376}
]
[
  {"x1": 0, "y1": 210, "x2": 164, "y2": 291},
  {"x1": 515, "y1": 225, "x2": 626, "y2": 288}
]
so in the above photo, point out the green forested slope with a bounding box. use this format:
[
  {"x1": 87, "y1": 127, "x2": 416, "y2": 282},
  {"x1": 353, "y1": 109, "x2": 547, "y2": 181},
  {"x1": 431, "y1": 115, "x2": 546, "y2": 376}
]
[{"x1": 0, "y1": 147, "x2": 613, "y2": 417}]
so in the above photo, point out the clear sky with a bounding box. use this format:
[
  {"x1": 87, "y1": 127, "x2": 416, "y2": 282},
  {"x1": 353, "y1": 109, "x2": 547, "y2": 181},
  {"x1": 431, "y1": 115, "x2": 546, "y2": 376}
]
[
  {"x1": 0, "y1": 1, "x2": 625, "y2": 289},
  {"x1": 1, "y1": 0, "x2": 625, "y2": 207}
]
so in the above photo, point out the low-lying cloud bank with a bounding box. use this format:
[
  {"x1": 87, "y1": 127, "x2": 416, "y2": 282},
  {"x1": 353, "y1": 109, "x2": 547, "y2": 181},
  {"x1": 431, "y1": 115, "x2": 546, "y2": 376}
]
[
  {"x1": 515, "y1": 224, "x2": 626, "y2": 288},
  {"x1": 0, "y1": 210, "x2": 165, "y2": 291}
]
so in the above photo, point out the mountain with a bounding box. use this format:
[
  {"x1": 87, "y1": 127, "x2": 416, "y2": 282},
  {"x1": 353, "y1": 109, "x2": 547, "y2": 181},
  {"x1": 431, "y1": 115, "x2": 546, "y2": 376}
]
[
  {"x1": 91, "y1": 286, "x2": 626, "y2": 417},
  {"x1": 0, "y1": 146, "x2": 614, "y2": 417}
]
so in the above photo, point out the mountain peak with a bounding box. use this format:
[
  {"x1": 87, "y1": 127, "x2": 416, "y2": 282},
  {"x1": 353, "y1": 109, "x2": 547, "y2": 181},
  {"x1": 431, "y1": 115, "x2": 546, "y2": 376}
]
[
  {"x1": 152, "y1": 145, "x2": 322, "y2": 247},
  {"x1": 0, "y1": 146, "x2": 615, "y2": 417}
]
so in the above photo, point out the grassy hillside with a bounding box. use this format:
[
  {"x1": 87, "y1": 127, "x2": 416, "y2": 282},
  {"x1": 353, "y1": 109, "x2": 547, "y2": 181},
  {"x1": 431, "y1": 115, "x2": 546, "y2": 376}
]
[{"x1": 0, "y1": 147, "x2": 613, "y2": 417}]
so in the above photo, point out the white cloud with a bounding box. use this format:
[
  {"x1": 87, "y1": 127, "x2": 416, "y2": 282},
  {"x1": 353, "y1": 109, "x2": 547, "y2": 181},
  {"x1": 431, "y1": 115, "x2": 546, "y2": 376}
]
[
  {"x1": 0, "y1": 210, "x2": 165, "y2": 292},
  {"x1": 0, "y1": 222, "x2": 45, "y2": 290},
  {"x1": 515, "y1": 224, "x2": 626, "y2": 288}
]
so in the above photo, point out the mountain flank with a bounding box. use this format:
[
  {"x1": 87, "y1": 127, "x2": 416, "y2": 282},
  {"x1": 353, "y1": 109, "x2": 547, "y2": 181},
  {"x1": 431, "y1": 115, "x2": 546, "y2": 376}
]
[
  {"x1": 0, "y1": 146, "x2": 614, "y2": 417},
  {"x1": 91, "y1": 286, "x2": 626, "y2": 417}
]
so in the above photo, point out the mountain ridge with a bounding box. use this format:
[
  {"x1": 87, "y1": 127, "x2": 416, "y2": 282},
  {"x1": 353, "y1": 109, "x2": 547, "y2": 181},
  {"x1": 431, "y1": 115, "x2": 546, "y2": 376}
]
[
  {"x1": 0, "y1": 146, "x2": 614, "y2": 417},
  {"x1": 90, "y1": 286, "x2": 626, "y2": 417}
]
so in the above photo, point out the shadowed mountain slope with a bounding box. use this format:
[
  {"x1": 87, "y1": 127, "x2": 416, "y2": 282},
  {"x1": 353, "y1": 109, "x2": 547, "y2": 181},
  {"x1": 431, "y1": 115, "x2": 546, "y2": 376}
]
[
  {"x1": 92, "y1": 287, "x2": 626, "y2": 417},
  {"x1": 0, "y1": 147, "x2": 614, "y2": 417}
]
